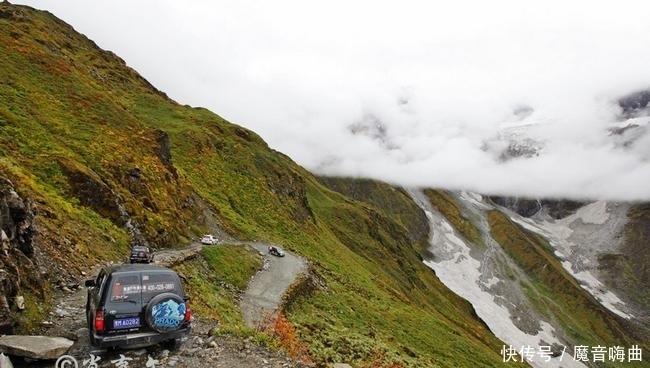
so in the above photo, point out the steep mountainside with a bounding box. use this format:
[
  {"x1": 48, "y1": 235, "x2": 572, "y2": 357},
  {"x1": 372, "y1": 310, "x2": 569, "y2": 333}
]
[
  {"x1": 317, "y1": 181, "x2": 650, "y2": 367},
  {"x1": 412, "y1": 191, "x2": 649, "y2": 368},
  {"x1": 0, "y1": 3, "x2": 505, "y2": 367}
]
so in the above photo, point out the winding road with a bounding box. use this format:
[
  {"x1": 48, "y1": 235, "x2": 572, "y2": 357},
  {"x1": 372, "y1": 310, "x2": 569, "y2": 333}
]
[
  {"x1": 144, "y1": 239, "x2": 308, "y2": 328},
  {"x1": 238, "y1": 242, "x2": 308, "y2": 328},
  {"x1": 15, "y1": 238, "x2": 310, "y2": 368}
]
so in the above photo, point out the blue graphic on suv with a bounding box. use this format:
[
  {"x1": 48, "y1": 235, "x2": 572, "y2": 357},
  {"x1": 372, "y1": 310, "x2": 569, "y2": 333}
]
[
  {"x1": 152, "y1": 299, "x2": 186, "y2": 329},
  {"x1": 85, "y1": 264, "x2": 192, "y2": 349}
]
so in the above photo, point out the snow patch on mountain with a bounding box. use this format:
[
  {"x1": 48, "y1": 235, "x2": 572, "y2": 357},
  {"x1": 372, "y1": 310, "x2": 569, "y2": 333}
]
[
  {"x1": 458, "y1": 191, "x2": 491, "y2": 210},
  {"x1": 506, "y1": 201, "x2": 633, "y2": 319},
  {"x1": 482, "y1": 120, "x2": 545, "y2": 162},
  {"x1": 574, "y1": 201, "x2": 609, "y2": 224},
  {"x1": 408, "y1": 189, "x2": 587, "y2": 368}
]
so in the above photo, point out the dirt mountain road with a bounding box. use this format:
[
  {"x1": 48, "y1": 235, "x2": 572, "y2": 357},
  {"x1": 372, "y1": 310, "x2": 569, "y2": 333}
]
[
  {"x1": 14, "y1": 240, "x2": 310, "y2": 368},
  {"x1": 239, "y1": 242, "x2": 308, "y2": 328},
  {"x1": 148, "y1": 239, "x2": 309, "y2": 329}
]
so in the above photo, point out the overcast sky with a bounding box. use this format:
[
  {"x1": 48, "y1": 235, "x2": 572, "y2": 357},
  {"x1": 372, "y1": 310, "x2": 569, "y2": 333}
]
[{"x1": 15, "y1": 1, "x2": 650, "y2": 200}]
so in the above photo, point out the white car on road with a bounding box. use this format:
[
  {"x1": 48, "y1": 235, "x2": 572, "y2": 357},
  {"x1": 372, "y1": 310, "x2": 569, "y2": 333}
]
[{"x1": 200, "y1": 234, "x2": 218, "y2": 245}]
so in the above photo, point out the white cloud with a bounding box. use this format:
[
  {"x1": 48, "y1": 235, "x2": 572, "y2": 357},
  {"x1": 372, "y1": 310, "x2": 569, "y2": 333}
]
[{"x1": 14, "y1": 0, "x2": 650, "y2": 200}]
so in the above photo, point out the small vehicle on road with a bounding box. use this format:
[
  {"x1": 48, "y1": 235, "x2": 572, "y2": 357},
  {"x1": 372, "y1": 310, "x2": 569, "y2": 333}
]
[
  {"x1": 200, "y1": 234, "x2": 218, "y2": 245},
  {"x1": 268, "y1": 245, "x2": 285, "y2": 257},
  {"x1": 85, "y1": 264, "x2": 192, "y2": 349},
  {"x1": 129, "y1": 245, "x2": 154, "y2": 264}
]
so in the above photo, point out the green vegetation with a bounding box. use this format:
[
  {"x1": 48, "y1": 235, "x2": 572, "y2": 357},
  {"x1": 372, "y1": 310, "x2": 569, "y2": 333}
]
[
  {"x1": 276, "y1": 179, "x2": 506, "y2": 367},
  {"x1": 172, "y1": 245, "x2": 262, "y2": 336},
  {"x1": 316, "y1": 177, "x2": 430, "y2": 253},
  {"x1": 13, "y1": 291, "x2": 48, "y2": 334},
  {"x1": 616, "y1": 204, "x2": 650, "y2": 308},
  {"x1": 199, "y1": 244, "x2": 263, "y2": 289},
  {"x1": 424, "y1": 189, "x2": 484, "y2": 247}
]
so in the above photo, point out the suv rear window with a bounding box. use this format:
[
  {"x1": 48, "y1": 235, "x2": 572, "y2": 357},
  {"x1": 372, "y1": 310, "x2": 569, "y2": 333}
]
[
  {"x1": 141, "y1": 272, "x2": 180, "y2": 304},
  {"x1": 107, "y1": 271, "x2": 182, "y2": 306}
]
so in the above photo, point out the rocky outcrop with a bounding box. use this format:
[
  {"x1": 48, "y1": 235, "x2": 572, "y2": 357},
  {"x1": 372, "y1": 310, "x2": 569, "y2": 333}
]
[
  {"x1": 498, "y1": 138, "x2": 542, "y2": 161},
  {"x1": 317, "y1": 177, "x2": 429, "y2": 246},
  {"x1": 154, "y1": 129, "x2": 179, "y2": 180},
  {"x1": 58, "y1": 160, "x2": 123, "y2": 224},
  {"x1": 0, "y1": 177, "x2": 36, "y2": 256},
  {"x1": 618, "y1": 89, "x2": 650, "y2": 117},
  {"x1": 542, "y1": 199, "x2": 588, "y2": 219},
  {"x1": 0, "y1": 176, "x2": 41, "y2": 333},
  {"x1": 0, "y1": 269, "x2": 16, "y2": 334},
  {"x1": 481, "y1": 133, "x2": 545, "y2": 163},
  {"x1": 258, "y1": 163, "x2": 314, "y2": 225},
  {"x1": 489, "y1": 196, "x2": 542, "y2": 217},
  {"x1": 489, "y1": 196, "x2": 585, "y2": 219},
  {"x1": 57, "y1": 160, "x2": 152, "y2": 248}
]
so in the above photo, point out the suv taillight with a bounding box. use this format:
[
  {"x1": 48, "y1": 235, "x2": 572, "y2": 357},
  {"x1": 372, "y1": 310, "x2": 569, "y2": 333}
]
[
  {"x1": 94, "y1": 310, "x2": 105, "y2": 333},
  {"x1": 184, "y1": 303, "x2": 192, "y2": 322}
]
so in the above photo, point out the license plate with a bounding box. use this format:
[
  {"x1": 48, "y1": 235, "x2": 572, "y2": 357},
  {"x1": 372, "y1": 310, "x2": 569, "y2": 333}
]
[{"x1": 113, "y1": 317, "x2": 140, "y2": 329}]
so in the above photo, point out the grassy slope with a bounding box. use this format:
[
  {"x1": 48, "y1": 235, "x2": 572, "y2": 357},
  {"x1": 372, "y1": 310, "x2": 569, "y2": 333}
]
[
  {"x1": 0, "y1": 4, "x2": 200, "y2": 267},
  {"x1": 173, "y1": 245, "x2": 263, "y2": 336},
  {"x1": 423, "y1": 189, "x2": 484, "y2": 248},
  {"x1": 0, "y1": 4, "x2": 505, "y2": 367},
  {"x1": 296, "y1": 179, "x2": 503, "y2": 366},
  {"x1": 488, "y1": 210, "x2": 649, "y2": 368},
  {"x1": 316, "y1": 177, "x2": 430, "y2": 250},
  {"x1": 614, "y1": 204, "x2": 650, "y2": 309}
]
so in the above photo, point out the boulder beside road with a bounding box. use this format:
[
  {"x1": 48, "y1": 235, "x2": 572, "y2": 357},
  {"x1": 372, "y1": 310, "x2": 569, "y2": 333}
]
[{"x1": 0, "y1": 335, "x2": 73, "y2": 360}]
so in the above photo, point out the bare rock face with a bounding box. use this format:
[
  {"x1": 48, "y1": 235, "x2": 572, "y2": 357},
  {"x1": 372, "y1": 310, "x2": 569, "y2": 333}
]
[
  {"x1": 489, "y1": 196, "x2": 542, "y2": 217},
  {"x1": 489, "y1": 196, "x2": 585, "y2": 219},
  {"x1": 154, "y1": 128, "x2": 178, "y2": 180},
  {"x1": 57, "y1": 160, "x2": 123, "y2": 224},
  {"x1": 57, "y1": 161, "x2": 151, "y2": 248},
  {"x1": 0, "y1": 269, "x2": 15, "y2": 334},
  {"x1": 0, "y1": 176, "x2": 42, "y2": 333},
  {"x1": 0, "y1": 177, "x2": 36, "y2": 256},
  {"x1": 619, "y1": 89, "x2": 650, "y2": 117}
]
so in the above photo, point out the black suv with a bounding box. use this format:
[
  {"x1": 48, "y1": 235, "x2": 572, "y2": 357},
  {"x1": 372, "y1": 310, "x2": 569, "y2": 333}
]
[
  {"x1": 85, "y1": 264, "x2": 192, "y2": 349},
  {"x1": 129, "y1": 246, "x2": 154, "y2": 264}
]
